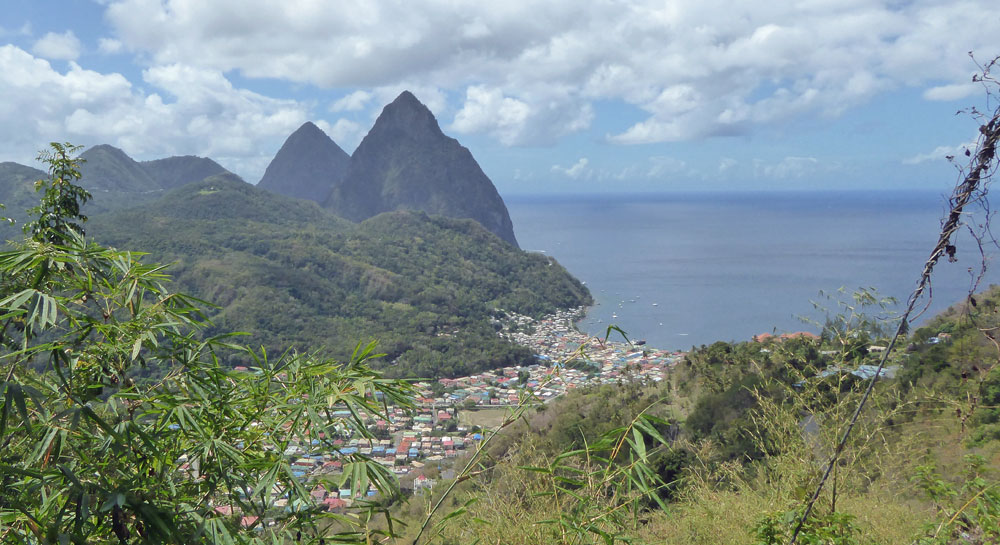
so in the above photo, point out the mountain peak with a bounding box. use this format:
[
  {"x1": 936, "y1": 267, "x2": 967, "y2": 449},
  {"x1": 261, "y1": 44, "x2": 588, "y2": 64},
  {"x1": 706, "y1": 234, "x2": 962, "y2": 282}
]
[
  {"x1": 257, "y1": 121, "x2": 350, "y2": 203},
  {"x1": 290, "y1": 121, "x2": 325, "y2": 138},
  {"x1": 324, "y1": 92, "x2": 519, "y2": 247},
  {"x1": 370, "y1": 91, "x2": 442, "y2": 139},
  {"x1": 82, "y1": 144, "x2": 130, "y2": 161},
  {"x1": 140, "y1": 155, "x2": 230, "y2": 190},
  {"x1": 80, "y1": 144, "x2": 161, "y2": 193}
]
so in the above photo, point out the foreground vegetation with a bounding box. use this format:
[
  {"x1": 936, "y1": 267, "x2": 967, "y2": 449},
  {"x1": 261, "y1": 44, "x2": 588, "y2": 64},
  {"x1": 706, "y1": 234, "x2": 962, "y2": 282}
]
[
  {"x1": 5, "y1": 150, "x2": 1000, "y2": 545},
  {"x1": 386, "y1": 287, "x2": 998, "y2": 544},
  {"x1": 0, "y1": 145, "x2": 423, "y2": 543},
  {"x1": 4, "y1": 55, "x2": 999, "y2": 542}
]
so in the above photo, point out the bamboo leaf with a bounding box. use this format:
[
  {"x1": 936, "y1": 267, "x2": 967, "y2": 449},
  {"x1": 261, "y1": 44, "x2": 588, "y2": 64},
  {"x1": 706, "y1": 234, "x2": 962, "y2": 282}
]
[
  {"x1": 632, "y1": 427, "x2": 646, "y2": 460},
  {"x1": 131, "y1": 337, "x2": 142, "y2": 361},
  {"x1": 9, "y1": 383, "x2": 32, "y2": 434}
]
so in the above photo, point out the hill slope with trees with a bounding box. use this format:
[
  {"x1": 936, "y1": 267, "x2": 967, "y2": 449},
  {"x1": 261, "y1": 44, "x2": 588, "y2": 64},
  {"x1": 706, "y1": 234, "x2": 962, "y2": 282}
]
[{"x1": 86, "y1": 175, "x2": 589, "y2": 377}]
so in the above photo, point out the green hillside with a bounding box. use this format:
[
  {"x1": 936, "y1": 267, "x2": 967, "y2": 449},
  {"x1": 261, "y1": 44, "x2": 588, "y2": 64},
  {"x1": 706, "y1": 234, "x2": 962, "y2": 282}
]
[
  {"x1": 87, "y1": 175, "x2": 590, "y2": 378},
  {"x1": 397, "y1": 287, "x2": 1000, "y2": 544},
  {"x1": 0, "y1": 162, "x2": 45, "y2": 239},
  {"x1": 140, "y1": 155, "x2": 230, "y2": 190}
]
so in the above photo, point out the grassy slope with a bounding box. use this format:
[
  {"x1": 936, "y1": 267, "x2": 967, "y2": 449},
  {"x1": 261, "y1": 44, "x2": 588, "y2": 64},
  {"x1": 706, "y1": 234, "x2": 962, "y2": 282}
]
[{"x1": 398, "y1": 288, "x2": 1000, "y2": 544}]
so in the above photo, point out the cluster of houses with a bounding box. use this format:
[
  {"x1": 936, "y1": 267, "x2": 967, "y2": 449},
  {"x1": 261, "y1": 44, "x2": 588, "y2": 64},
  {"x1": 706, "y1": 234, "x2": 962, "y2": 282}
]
[
  {"x1": 205, "y1": 404, "x2": 486, "y2": 524},
  {"x1": 208, "y1": 305, "x2": 966, "y2": 529},
  {"x1": 211, "y1": 307, "x2": 685, "y2": 526},
  {"x1": 497, "y1": 307, "x2": 685, "y2": 389},
  {"x1": 280, "y1": 404, "x2": 482, "y2": 480}
]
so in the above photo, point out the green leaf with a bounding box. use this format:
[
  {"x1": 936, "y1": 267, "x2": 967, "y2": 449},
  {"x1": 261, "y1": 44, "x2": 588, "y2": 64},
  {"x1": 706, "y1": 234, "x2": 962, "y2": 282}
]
[
  {"x1": 632, "y1": 427, "x2": 646, "y2": 459},
  {"x1": 131, "y1": 337, "x2": 142, "y2": 361},
  {"x1": 634, "y1": 416, "x2": 668, "y2": 446},
  {"x1": 9, "y1": 383, "x2": 32, "y2": 434},
  {"x1": 0, "y1": 381, "x2": 10, "y2": 439}
]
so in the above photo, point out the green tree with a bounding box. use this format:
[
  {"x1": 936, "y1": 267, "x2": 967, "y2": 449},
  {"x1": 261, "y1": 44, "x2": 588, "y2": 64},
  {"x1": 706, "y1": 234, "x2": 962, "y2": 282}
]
[
  {"x1": 0, "y1": 143, "x2": 414, "y2": 544},
  {"x1": 23, "y1": 142, "x2": 91, "y2": 244}
]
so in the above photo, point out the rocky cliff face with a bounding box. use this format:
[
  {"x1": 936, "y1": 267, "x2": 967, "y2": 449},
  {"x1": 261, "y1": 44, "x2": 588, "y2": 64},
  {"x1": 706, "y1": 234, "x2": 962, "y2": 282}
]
[
  {"x1": 257, "y1": 121, "x2": 350, "y2": 203},
  {"x1": 325, "y1": 91, "x2": 519, "y2": 247}
]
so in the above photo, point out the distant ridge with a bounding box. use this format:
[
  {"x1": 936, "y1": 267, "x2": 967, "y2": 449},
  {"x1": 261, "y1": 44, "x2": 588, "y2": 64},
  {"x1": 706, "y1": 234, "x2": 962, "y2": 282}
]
[
  {"x1": 257, "y1": 121, "x2": 350, "y2": 203},
  {"x1": 80, "y1": 144, "x2": 233, "y2": 196},
  {"x1": 80, "y1": 144, "x2": 161, "y2": 193},
  {"x1": 141, "y1": 155, "x2": 230, "y2": 191},
  {"x1": 324, "y1": 91, "x2": 519, "y2": 248},
  {"x1": 0, "y1": 145, "x2": 238, "y2": 216},
  {"x1": 0, "y1": 162, "x2": 47, "y2": 241}
]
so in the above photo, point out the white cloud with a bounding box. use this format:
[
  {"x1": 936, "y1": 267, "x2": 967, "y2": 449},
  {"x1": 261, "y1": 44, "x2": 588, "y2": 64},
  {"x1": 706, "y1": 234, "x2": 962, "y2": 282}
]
[
  {"x1": 451, "y1": 85, "x2": 592, "y2": 145},
  {"x1": 646, "y1": 156, "x2": 687, "y2": 178},
  {"x1": 99, "y1": 0, "x2": 1000, "y2": 148},
  {"x1": 903, "y1": 143, "x2": 974, "y2": 165},
  {"x1": 323, "y1": 118, "x2": 366, "y2": 153},
  {"x1": 330, "y1": 90, "x2": 372, "y2": 112},
  {"x1": 718, "y1": 158, "x2": 738, "y2": 173},
  {"x1": 754, "y1": 156, "x2": 821, "y2": 179},
  {"x1": 609, "y1": 156, "x2": 690, "y2": 181},
  {"x1": 32, "y1": 31, "x2": 82, "y2": 60},
  {"x1": 551, "y1": 158, "x2": 590, "y2": 179},
  {"x1": 923, "y1": 82, "x2": 979, "y2": 102},
  {"x1": 0, "y1": 22, "x2": 32, "y2": 38},
  {"x1": 0, "y1": 45, "x2": 310, "y2": 182},
  {"x1": 98, "y1": 38, "x2": 124, "y2": 54},
  {"x1": 452, "y1": 86, "x2": 530, "y2": 145}
]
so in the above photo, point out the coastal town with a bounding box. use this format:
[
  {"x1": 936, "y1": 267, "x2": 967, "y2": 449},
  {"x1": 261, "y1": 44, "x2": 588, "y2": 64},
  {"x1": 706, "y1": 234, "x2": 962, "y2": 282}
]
[{"x1": 223, "y1": 307, "x2": 686, "y2": 524}]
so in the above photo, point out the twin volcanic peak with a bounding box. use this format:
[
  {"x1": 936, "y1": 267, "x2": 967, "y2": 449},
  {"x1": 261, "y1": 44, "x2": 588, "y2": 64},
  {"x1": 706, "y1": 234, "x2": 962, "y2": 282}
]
[
  {"x1": 257, "y1": 121, "x2": 350, "y2": 203},
  {"x1": 259, "y1": 91, "x2": 519, "y2": 248}
]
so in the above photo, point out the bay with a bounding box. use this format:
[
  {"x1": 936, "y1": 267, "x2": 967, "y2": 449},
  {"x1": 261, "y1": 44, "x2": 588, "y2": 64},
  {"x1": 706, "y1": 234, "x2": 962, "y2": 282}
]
[{"x1": 506, "y1": 191, "x2": 996, "y2": 351}]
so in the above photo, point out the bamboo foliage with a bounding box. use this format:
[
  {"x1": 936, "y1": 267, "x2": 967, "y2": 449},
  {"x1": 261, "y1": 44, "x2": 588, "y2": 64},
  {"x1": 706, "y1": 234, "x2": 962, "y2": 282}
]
[{"x1": 0, "y1": 143, "x2": 415, "y2": 545}]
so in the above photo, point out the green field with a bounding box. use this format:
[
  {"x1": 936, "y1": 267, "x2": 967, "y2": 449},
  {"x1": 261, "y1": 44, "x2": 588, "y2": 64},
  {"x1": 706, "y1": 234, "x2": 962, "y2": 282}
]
[{"x1": 458, "y1": 407, "x2": 511, "y2": 429}]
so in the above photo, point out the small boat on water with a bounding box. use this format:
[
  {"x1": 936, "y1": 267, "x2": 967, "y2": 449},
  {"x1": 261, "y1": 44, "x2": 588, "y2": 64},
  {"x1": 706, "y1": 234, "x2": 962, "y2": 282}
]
[{"x1": 652, "y1": 303, "x2": 658, "y2": 307}]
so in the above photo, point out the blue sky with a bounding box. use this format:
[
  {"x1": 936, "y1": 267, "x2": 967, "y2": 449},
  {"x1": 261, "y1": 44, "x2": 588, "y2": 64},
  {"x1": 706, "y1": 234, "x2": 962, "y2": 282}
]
[{"x1": 1, "y1": 0, "x2": 999, "y2": 195}]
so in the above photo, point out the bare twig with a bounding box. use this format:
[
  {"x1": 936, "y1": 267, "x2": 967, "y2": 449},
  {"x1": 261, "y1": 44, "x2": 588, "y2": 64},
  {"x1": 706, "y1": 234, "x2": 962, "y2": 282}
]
[{"x1": 790, "y1": 54, "x2": 1000, "y2": 544}]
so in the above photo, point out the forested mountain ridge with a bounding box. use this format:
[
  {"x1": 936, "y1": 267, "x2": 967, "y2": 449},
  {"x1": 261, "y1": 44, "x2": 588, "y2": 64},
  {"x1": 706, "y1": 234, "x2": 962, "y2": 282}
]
[
  {"x1": 1, "y1": 95, "x2": 566, "y2": 376},
  {"x1": 6, "y1": 91, "x2": 518, "y2": 248},
  {"x1": 0, "y1": 161, "x2": 44, "y2": 229},
  {"x1": 79, "y1": 144, "x2": 232, "y2": 213},
  {"x1": 85, "y1": 175, "x2": 589, "y2": 377},
  {"x1": 0, "y1": 147, "x2": 234, "y2": 241},
  {"x1": 79, "y1": 144, "x2": 161, "y2": 193},
  {"x1": 141, "y1": 154, "x2": 232, "y2": 191}
]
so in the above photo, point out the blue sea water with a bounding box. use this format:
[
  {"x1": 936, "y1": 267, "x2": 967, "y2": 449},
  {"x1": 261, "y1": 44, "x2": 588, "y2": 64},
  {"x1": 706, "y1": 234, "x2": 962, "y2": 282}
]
[{"x1": 506, "y1": 191, "x2": 997, "y2": 352}]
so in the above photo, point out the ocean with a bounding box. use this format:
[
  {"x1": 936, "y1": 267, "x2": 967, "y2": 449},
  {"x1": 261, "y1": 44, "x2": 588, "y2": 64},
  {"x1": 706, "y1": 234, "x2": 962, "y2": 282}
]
[{"x1": 506, "y1": 191, "x2": 997, "y2": 352}]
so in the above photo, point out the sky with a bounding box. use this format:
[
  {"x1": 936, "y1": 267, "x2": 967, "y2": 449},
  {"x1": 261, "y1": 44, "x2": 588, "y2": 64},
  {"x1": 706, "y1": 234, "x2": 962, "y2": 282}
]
[{"x1": 1, "y1": 0, "x2": 999, "y2": 195}]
